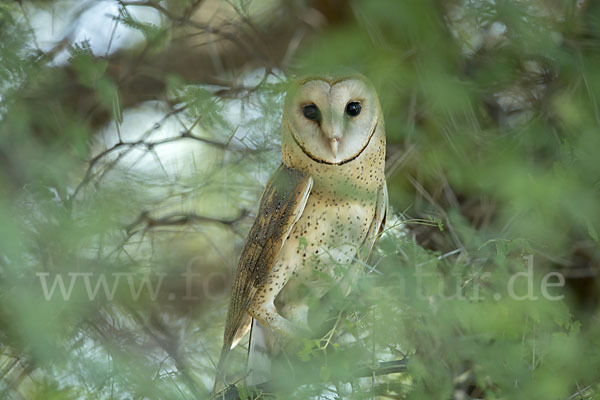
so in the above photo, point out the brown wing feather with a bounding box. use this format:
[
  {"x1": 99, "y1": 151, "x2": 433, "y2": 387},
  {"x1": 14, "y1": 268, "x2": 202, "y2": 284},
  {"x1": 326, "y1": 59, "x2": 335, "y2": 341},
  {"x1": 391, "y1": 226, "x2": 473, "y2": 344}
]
[
  {"x1": 360, "y1": 182, "x2": 388, "y2": 263},
  {"x1": 213, "y1": 164, "x2": 313, "y2": 392}
]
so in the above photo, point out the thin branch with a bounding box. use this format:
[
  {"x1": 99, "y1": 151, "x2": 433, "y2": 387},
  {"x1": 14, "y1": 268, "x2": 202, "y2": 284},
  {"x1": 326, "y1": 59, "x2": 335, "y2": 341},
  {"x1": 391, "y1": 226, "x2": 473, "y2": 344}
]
[
  {"x1": 126, "y1": 210, "x2": 249, "y2": 235},
  {"x1": 119, "y1": 0, "x2": 182, "y2": 21},
  {"x1": 214, "y1": 359, "x2": 409, "y2": 400},
  {"x1": 125, "y1": 308, "x2": 203, "y2": 399},
  {"x1": 118, "y1": 0, "x2": 259, "y2": 60},
  {"x1": 68, "y1": 104, "x2": 185, "y2": 202}
]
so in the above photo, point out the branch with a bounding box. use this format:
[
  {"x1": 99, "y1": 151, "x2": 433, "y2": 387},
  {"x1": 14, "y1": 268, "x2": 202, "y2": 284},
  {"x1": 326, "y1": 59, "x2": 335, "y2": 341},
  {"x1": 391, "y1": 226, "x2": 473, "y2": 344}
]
[
  {"x1": 214, "y1": 359, "x2": 409, "y2": 400},
  {"x1": 126, "y1": 210, "x2": 249, "y2": 235},
  {"x1": 67, "y1": 103, "x2": 242, "y2": 203},
  {"x1": 119, "y1": 1, "x2": 182, "y2": 21}
]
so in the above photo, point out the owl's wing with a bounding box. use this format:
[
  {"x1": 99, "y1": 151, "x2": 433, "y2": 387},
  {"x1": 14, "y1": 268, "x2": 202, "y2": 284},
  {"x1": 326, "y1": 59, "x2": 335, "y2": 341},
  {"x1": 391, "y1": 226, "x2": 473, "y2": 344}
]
[
  {"x1": 360, "y1": 182, "x2": 388, "y2": 262},
  {"x1": 214, "y1": 164, "x2": 312, "y2": 391}
]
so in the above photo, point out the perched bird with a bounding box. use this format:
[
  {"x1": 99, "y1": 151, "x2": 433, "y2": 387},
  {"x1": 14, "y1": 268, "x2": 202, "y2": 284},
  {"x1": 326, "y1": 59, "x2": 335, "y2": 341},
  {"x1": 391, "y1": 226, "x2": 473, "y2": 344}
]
[{"x1": 213, "y1": 74, "x2": 387, "y2": 391}]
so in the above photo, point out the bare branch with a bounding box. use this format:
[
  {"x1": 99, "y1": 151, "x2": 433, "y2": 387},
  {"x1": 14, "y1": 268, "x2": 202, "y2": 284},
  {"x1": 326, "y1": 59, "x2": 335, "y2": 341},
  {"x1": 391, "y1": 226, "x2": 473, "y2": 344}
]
[{"x1": 126, "y1": 210, "x2": 249, "y2": 236}]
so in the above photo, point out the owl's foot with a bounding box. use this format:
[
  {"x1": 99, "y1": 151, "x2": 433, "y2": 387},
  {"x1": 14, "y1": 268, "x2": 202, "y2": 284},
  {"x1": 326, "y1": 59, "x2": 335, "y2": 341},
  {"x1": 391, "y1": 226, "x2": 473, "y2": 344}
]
[{"x1": 249, "y1": 302, "x2": 311, "y2": 347}]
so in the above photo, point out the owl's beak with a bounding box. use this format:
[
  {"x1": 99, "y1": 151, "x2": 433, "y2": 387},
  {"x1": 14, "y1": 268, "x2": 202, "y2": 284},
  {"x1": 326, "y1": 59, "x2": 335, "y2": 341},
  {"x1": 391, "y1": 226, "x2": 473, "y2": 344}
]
[
  {"x1": 321, "y1": 110, "x2": 343, "y2": 158},
  {"x1": 329, "y1": 138, "x2": 339, "y2": 158}
]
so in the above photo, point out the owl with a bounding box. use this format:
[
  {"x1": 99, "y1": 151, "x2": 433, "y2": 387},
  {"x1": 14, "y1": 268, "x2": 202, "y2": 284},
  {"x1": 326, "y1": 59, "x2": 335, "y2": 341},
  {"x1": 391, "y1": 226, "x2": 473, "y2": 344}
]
[{"x1": 213, "y1": 74, "x2": 387, "y2": 392}]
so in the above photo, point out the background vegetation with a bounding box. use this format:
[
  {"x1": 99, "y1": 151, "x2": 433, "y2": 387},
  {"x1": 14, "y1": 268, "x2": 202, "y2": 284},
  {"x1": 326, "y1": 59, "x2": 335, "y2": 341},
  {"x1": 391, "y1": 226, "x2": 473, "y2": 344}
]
[{"x1": 1, "y1": 0, "x2": 599, "y2": 398}]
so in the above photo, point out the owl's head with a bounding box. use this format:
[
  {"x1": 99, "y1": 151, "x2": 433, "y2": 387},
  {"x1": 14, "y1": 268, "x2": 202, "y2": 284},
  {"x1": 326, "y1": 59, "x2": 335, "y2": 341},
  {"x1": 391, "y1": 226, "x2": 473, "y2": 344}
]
[{"x1": 283, "y1": 74, "x2": 382, "y2": 165}]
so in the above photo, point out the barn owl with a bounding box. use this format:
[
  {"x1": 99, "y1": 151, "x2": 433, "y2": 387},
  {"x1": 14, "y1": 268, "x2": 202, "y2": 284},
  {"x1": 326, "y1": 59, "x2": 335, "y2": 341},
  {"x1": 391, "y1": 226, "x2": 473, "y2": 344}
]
[{"x1": 214, "y1": 74, "x2": 387, "y2": 392}]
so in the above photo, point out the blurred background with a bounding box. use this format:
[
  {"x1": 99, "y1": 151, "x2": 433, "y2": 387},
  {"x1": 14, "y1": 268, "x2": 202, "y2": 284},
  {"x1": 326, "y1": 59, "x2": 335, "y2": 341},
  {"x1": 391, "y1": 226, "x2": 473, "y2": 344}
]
[{"x1": 1, "y1": 0, "x2": 599, "y2": 398}]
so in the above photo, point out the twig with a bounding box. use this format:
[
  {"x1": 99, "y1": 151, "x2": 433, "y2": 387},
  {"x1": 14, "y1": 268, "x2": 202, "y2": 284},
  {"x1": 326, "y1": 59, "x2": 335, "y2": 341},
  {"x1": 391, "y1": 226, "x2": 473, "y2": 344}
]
[
  {"x1": 214, "y1": 359, "x2": 409, "y2": 400},
  {"x1": 68, "y1": 105, "x2": 188, "y2": 203},
  {"x1": 118, "y1": 0, "x2": 258, "y2": 60},
  {"x1": 126, "y1": 210, "x2": 249, "y2": 235}
]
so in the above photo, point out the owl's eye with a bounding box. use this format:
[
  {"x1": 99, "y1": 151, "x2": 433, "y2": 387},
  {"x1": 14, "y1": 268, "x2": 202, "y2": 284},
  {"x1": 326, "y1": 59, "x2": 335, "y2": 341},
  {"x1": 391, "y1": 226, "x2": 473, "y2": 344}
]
[
  {"x1": 302, "y1": 104, "x2": 321, "y2": 121},
  {"x1": 345, "y1": 101, "x2": 361, "y2": 117}
]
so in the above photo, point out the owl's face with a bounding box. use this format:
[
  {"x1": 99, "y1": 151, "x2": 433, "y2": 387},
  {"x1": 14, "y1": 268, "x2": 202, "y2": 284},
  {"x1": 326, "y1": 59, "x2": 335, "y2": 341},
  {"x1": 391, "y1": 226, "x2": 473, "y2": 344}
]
[{"x1": 283, "y1": 76, "x2": 380, "y2": 165}]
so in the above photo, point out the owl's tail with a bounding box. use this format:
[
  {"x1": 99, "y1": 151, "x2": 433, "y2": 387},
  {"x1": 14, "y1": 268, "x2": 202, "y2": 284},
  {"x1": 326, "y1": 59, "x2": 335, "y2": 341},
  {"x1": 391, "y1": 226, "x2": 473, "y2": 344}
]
[
  {"x1": 246, "y1": 318, "x2": 274, "y2": 386},
  {"x1": 212, "y1": 345, "x2": 230, "y2": 394},
  {"x1": 213, "y1": 319, "x2": 275, "y2": 394}
]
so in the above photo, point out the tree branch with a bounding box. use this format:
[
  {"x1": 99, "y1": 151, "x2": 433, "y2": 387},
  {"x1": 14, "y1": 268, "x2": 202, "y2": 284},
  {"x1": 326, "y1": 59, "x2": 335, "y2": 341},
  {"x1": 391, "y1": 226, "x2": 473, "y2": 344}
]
[
  {"x1": 214, "y1": 359, "x2": 409, "y2": 400},
  {"x1": 126, "y1": 210, "x2": 249, "y2": 236}
]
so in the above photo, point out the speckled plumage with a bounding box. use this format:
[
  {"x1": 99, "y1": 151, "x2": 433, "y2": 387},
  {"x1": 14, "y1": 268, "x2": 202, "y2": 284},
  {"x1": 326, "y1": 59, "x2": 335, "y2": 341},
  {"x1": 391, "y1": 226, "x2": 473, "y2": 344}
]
[{"x1": 214, "y1": 74, "x2": 387, "y2": 392}]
